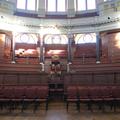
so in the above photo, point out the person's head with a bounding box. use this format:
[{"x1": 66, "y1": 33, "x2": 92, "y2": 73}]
[{"x1": 52, "y1": 55, "x2": 59, "y2": 61}]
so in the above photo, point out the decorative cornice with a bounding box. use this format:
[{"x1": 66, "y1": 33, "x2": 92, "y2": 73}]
[{"x1": 0, "y1": 11, "x2": 120, "y2": 34}]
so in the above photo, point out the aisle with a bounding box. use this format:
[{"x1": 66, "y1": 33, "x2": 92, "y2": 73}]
[{"x1": 0, "y1": 101, "x2": 120, "y2": 120}]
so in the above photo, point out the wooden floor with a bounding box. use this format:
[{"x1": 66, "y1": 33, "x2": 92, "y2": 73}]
[{"x1": 0, "y1": 101, "x2": 120, "y2": 120}]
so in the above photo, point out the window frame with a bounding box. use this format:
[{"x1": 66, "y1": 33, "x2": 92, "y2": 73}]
[
  {"x1": 75, "y1": 0, "x2": 96, "y2": 12},
  {"x1": 15, "y1": 33, "x2": 38, "y2": 44},
  {"x1": 16, "y1": 0, "x2": 38, "y2": 11},
  {"x1": 74, "y1": 33, "x2": 96, "y2": 44},
  {"x1": 46, "y1": 0, "x2": 67, "y2": 13},
  {"x1": 44, "y1": 34, "x2": 68, "y2": 44}
]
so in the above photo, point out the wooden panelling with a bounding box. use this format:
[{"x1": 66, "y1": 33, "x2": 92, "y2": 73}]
[
  {"x1": 116, "y1": 73, "x2": 120, "y2": 83},
  {"x1": 15, "y1": 57, "x2": 39, "y2": 64},
  {"x1": 45, "y1": 44, "x2": 67, "y2": 58},
  {"x1": 3, "y1": 74, "x2": 18, "y2": 84},
  {"x1": 0, "y1": 63, "x2": 42, "y2": 73},
  {"x1": 101, "y1": 32, "x2": 120, "y2": 63},
  {"x1": 0, "y1": 63, "x2": 119, "y2": 85},
  {"x1": 18, "y1": 74, "x2": 28, "y2": 85},
  {"x1": 74, "y1": 43, "x2": 96, "y2": 58},
  {"x1": 0, "y1": 74, "x2": 4, "y2": 84},
  {"x1": 93, "y1": 74, "x2": 114, "y2": 84},
  {"x1": 15, "y1": 43, "x2": 37, "y2": 49},
  {"x1": 70, "y1": 63, "x2": 120, "y2": 73},
  {"x1": 71, "y1": 74, "x2": 93, "y2": 84},
  {"x1": 64, "y1": 74, "x2": 72, "y2": 85}
]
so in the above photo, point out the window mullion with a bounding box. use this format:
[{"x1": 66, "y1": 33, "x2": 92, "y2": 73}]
[
  {"x1": 25, "y1": 0, "x2": 28, "y2": 10},
  {"x1": 86, "y1": 0, "x2": 87, "y2": 10},
  {"x1": 46, "y1": 0, "x2": 48, "y2": 11},
  {"x1": 76, "y1": 0, "x2": 78, "y2": 11},
  {"x1": 56, "y1": 0, "x2": 57, "y2": 12},
  {"x1": 65, "y1": 0, "x2": 67, "y2": 11},
  {"x1": 35, "y1": 0, "x2": 37, "y2": 11}
]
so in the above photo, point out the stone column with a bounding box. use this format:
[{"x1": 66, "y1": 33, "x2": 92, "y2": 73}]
[
  {"x1": 0, "y1": 34, "x2": 5, "y2": 62},
  {"x1": 67, "y1": 33, "x2": 73, "y2": 72},
  {"x1": 68, "y1": 33, "x2": 73, "y2": 63},
  {"x1": 96, "y1": 32, "x2": 101, "y2": 63},
  {"x1": 37, "y1": 34, "x2": 40, "y2": 60},
  {"x1": 11, "y1": 32, "x2": 16, "y2": 63},
  {"x1": 39, "y1": 34, "x2": 45, "y2": 71}
]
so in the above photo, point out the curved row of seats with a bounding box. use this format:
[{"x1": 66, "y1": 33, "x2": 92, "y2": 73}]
[
  {"x1": 0, "y1": 84, "x2": 120, "y2": 112},
  {"x1": 0, "y1": 85, "x2": 49, "y2": 112},
  {"x1": 66, "y1": 85, "x2": 120, "y2": 112}
]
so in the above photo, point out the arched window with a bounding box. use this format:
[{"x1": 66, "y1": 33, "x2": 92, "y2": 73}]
[
  {"x1": 75, "y1": 33, "x2": 96, "y2": 44},
  {"x1": 15, "y1": 33, "x2": 38, "y2": 44},
  {"x1": 44, "y1": 35, "x2": 68, "y2": 44}
]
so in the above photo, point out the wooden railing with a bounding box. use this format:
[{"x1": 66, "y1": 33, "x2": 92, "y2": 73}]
[
  {"x1": 0, "y1": 63, "x2": 42, "y2": 73},
  {"x1": 69, "y1": 63, "x2": 120, "y2": 73}
]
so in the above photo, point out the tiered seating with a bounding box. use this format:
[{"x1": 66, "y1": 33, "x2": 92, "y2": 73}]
[
  {"x1": 111, "y1": 85, "x2": 120, "y2": 111},
  {"x1": 66, "y1": 84, "x2": 120, "y2": 112},
  {"x1": 77, "y1": 86, "x2": 91, "y2": 111},
  {"x1": 0, "y1": 85, "x2": 49, "y2": 112},
  {"x1": 65, "y1": 86, "x2": 79, "y2": 111},
  {"x1": 49, "y1": 83, "x2": 64, "y2": 98},
  {"x1": 88, "y1": 86, "x2": 113, "y2": 111}
]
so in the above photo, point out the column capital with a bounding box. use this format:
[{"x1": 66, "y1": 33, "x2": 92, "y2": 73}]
[{"x1": 68, "y1": 33, "x2": 74, "y2": 39}]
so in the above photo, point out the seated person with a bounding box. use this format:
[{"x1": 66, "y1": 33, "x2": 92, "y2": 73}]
[{"x1": 50, "y1": 55, "x2": 61, "y2": 75}]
